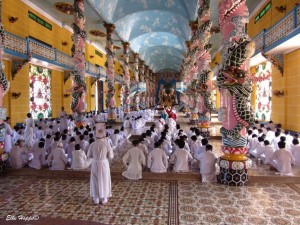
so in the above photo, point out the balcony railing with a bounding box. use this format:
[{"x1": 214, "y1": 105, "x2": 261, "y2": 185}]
[
  {"x1": 2, "y1": 31, "x2": 128, "y2": 82},
  {"x1": 252, "y1": 4, "x2": 300, "y2": 54}
]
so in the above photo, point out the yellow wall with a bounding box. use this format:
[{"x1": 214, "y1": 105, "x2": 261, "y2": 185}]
[
  {"x1": 51, "y1": 69, "x2": 63, "y2": 118},
  {"x1": 63, "y1": 76, "x2": 73, "y2": 115},
  {"x1": 248, "y1": 0, "x2": 300, "y2": 38},
  {"x1": 3, "y1": 61, "x2": 30, "y2": 126}
]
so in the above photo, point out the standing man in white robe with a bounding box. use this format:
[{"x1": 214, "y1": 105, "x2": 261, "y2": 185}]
[
  {"x1": 59, "y1": 107, "x2": 68, "y2": 132},
  {"x1": 4, "y1": 117, "x2": 13, "y2": 153},
  {"x1": 87, "y1": 123, "x2": 114, "y2": 205},
  {"x1": 148, "y1": 141, "x2": 168, "y2": 173},
  {"x1": 24, "y1": 113, "x2": 35, "y2": 148},
  {"x1": 291, "y1": 139, "x2": 300, "y2": 167},
  {"x1": 122, "y1": 140, "x2": 146, "y2": 180}
]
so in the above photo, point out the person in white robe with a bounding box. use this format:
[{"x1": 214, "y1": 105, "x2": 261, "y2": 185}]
[
  {"x1": 79, "y1": 135, "x2": 90, "y2": 154},
  {"x1": 270, "y1": 141, "x2": 295, "y2": 175},
  {"x1": 10, "y1": 140, "x2": 27, "y2": 169},
  {"x1": 47, "y1": 142, "x2": 68, "y2": 170},
  {"x1": 250, "y1": 137, "x2": 265, "y2": 158},
  {"x1": 190, "y1": 135, "x2": 202, "y2": 157},
  {"x1": 170, "y1": 139, "x2": 193, "y2": 172},
  {"x1": 4, "y1": 117, "x2": 13, "y2": 153},
  {"x1": 87, "y1": 123, "x2": 114, "y2": 205},
  {"x1": 194, "y1": 138, "x2": 208, "y2": 159},
  {"x1": 122, "y1": 140, "x2": 146, "y2": 180},
  {"x1": 65, "y1": 137, "x2": 76, "y2": 163},
  {"x1": 155, "y1": 116, "x2": 165, "y2": 133},
  {"x1": 148, "y1": 141, "x2": 168, "y2": 173},
  {"x1": 110, "y1": 129, "x2": 121, "y2": 149},
  {"x1": 29, "y1": 141, "x2": 47, "y2": 169},
  {"x1": 196, "y1": 144, "x2": 217, "y2": 182},
  {"x1": 35, "y1": 126, "x2": 45, "y2": 141},
  {"x1": 291, "y1": 139, "x2": 300, "y2": 167},
  {"x1": 256, "y1": 140, "x2": 275, "y2": 165},
  {"x1": 24, "y1": 113, "x2": 35, "y2": 148},
  {"x1": 71, "y1": 144, "x2": 92, "y2": 170}
]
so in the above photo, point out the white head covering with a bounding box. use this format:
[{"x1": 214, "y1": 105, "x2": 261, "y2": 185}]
[{"x1": 96, "y1": 123, "x2": 106, "y2": 139}]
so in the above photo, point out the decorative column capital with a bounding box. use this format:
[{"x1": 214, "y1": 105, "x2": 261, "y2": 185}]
[
  {"x1": 133, "y1": 53, "x2": 139, "y2": 59},
  {"x1": 104, "y1": 23, "x2": 116, "y2": 36},
  {"x1": 122, "y1": 41, "x2": 130, "y2": 50}
]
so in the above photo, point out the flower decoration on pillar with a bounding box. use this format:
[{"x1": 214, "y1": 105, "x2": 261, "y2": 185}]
[
  {"x1": 71, "y1": 0, "x2": 87, "y2": 124},
  {"x1": 122, "y1": 42, "x2": 130, "y2": 113},
  {"x1": 133, "y1": 53, "x2": 140, "y2": 111},
  {"x1": 104, "y1": 22, "x2": 116, "y2": 121}
]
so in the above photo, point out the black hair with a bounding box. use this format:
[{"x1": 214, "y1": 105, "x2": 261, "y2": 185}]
[
  {"x1": 278, "y1": 141, "x2": 286, "y2": 149},
  {"x1": 201, "y1": 138, "x2": 208, "y2": 145},
  {"x1": 293, "y1": 139, "x2": 299, "y2": 145},
  {"x1": 206, "y1": 144, "x2": 213, "y2": 151},
  {"x1": 264, "y1": 140, "x2": 270, "y2": 145},
  {"x1": 75, "y1": 144, "x2": 81, "y2": 151}
]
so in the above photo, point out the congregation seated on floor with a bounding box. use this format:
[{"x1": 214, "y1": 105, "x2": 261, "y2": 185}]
[{"x1": 4, "y1": 110, "x2": 300, "y2": 182}]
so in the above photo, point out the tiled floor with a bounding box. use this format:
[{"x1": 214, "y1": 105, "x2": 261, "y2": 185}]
[{"x1": 1, "y1": 176, "x2": 300, "y2": 225}]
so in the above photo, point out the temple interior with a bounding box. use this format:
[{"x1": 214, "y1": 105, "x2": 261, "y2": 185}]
[{"x1": 1, "y1": 0, "x2": 300, "y2": 224}]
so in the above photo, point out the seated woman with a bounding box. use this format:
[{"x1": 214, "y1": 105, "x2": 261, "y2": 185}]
[
  {"x1": 71, "y1": 144, "x2": 92, "y2": 170},
  {"x1": 29, "y1": 141, "x2": 47, "y2": 169},
  {"x1": 148, "y1": 141, "x2": 168, "y2": 173},
  {"x1": 10, "y1": 139, "x2": 27, "y2": 169},
  {"x1": 47, "y1": 142, "x2": 68, "y2": 170}
]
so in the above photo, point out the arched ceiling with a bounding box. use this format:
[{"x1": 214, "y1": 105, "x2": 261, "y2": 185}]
[
  {"x1": 88, "y1": 0, "x2": 198, "y2": 73},
  {"x1": 26, "y1": 0, "x2": 262, "y2": 74}
]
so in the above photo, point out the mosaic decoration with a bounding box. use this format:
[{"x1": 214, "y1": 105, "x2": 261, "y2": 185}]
[
  {"x1": 29, "y1": 65, "x2": 51, "y2": 119},
  {"x1": 261, "y1": 49, "x2": 283, "y2": 75},
  {"x1": 254, "y1": 62, "x2": 272, "y2": 121},
  {"x1": 122, "y1": 42, "x2": 130, "y2": 113},
  {"x1": 71, "y1": 0, "x2": 87, "y2": 124},
  {"x1": 54, "y1": 2, "x2": 74, "y2": 15},
  {"x1": 104, "y1": 23, "x2": 116, "y2": 121},
  {"x1": 217, "y1": 0, "x2": 255, "y2": 186}
]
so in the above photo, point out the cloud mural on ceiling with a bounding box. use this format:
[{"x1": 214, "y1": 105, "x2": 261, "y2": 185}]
[{"x1": 87, "y1": 0, "x2": 198, "y2": 72}]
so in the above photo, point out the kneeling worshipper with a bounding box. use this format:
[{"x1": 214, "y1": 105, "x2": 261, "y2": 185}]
[
  {"x1": 28, "y1": 141, "x2": 47, "y2": 170},
  {"x1": 87, "y1": 123, "x2": 114, "y2": 205},
  {"x1": 270, "y1": 141, "x2": 295, "y2": 175},
  {"x1": 170, "y1": 139, "x2": 193, "y2": 172},
  {"x1": 257, "y1": 140, "x2": 275, "y2": 165},
  {"x1": 71, "y1": 144, "x2": 92, "y2": 170},
  {"x1": 155, "y1": 116, "x2": 165, "y2": 133},
  {"x1": 47, "y1": 142, "x2": 68, "y2": 170},
  {"x1": 122, "y1": 139, "x2": 146, "y2": 180},
  {"x1": 147, "y1": 141, "x2": 168, "y2": 173},
  {"x1": 196, "y1": 144, "x2": 217, "y2": 183},
  {"x1": 10, "y1": 139, "x2": 27, "y2": 169},
  {"x1": 291, "y1": 139, "x2": 300, "y2": 167}
]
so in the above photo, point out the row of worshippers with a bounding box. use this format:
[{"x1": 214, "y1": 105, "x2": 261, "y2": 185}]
[
  {"x1": 123, "y1": 109, "x2": 155, "y2": 129},
  {"x1": 7, "y1": 122, "x2": 129, "y2": 171},
  {"x1": 121, "y1": 124, "x2": 218, "y2": 183},
  {"x1": 247, "y1": 123, "x2": 300, "y2": 175}
]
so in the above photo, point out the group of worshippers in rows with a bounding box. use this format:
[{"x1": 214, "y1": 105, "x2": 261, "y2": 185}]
[
  {"x1": 247, "y1": 120, "x2": 300, "y2": 175},
  {"x1": 3, "y1": 109, "x2": 130, "y2": 170},
  {"x1": 122, "y1": 109, "x2": 155, "y2": 129},
  {"x1": 120, "y1": 124, "x2": 217, "y2": 183}
]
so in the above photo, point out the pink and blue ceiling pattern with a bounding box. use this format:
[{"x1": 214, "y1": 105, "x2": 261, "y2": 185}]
[{"x1": 87, "y1": 0, "x2": 198, "y2": 73}]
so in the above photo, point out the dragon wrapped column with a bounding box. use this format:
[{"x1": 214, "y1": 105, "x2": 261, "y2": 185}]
[
  {"x1": 71, "y1": 0, "x2": 87, "y2": 126},
  {"x1": 217, "y1": 0, "x2": 255, "y2": 186},
  {"x1": 104, "y1": 23, "x2": 116, "y2": 122},
  {"x1": 122, "y1": 42, "x2": 130, "y2": 113},
  {"x1": 133, "y1": 53, "x2": 140, "y2": 111}
]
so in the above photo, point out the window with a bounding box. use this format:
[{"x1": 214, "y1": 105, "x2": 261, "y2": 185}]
[
  {"x1": 29, "y1": 65, "x2": 52, "y2": 119},
  {"x1": 28, "y1": 11, "x2": 52, "y2": 30},
  {"x1": 254, "y1": 2, "x2": 271, "y2": 23}
]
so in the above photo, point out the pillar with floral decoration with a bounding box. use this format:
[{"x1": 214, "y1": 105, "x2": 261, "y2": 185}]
[
  {"x1": 217, "y1": 0, "x2": 255, "y2": 186},
  {"x1": 104, "y1": 23, "x2": 116, "y2": 122},
  {"x1": 71, "y1": 0, "x2": 87, "y2": 127},
  {"x1": 122, "y1": 42, "x2": 130, "y2": 113},
  {"x1": 132, "y1": 53, "x2": 140, "y2": 111}
]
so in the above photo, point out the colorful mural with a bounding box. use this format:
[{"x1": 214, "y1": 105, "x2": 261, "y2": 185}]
[
  {"x1": 254, "y1": 62, "x2": 272, "y2": 121},
  {"x1": 29, "y1": 65, "x2": 52, "y2": 119}
]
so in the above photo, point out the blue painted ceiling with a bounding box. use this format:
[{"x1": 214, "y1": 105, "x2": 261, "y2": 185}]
[{"x1": 88, "y1": 0, "x2": 198, "y2": 72}]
